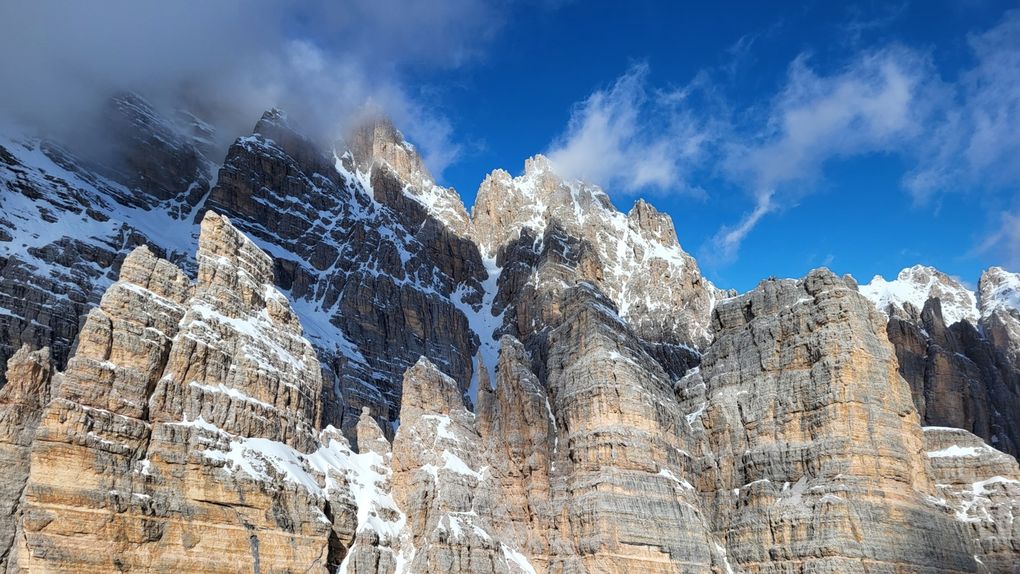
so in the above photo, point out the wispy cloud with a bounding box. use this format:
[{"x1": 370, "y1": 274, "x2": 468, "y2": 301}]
[
  {"x1": 706, "y1": 47, "x2": 935, "y2": 262},
  {"x1": 906, "y1": 10, "x2": 1020, "y2": 201},
  {"x1": 546, "y1": 63, "x2": 716, "y2": 197},
  {"x1": 546, "y1": 9, "x2": 1020, "y2": 269},
  {"x1": 976, "y1": 210, "x2": 1020, "y2": 269},
  {"x1": 708, "y1": 191, "x2": 775, "y2": 262},
  {"x1": 709, "y1": 9, "x2": 1020, "y2": 265}
]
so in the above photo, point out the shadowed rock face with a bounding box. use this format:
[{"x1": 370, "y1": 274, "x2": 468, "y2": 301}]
[
  {"x1": 1, "y1": 99, "x2": 488, "y2": 438},
  {"x1": 200, "y1": 110, "x2": 486, "y2": 435},
  {"x1": 7, "y1": 213, "x2": 348, "y2": 572},
  {"x1": 887, "y1": 299, "x2": 1020, "y2": 457},
  {"x1": 860, "y1": 266, "x2": 1020, "y2": 459},
  {"x1": 0, "y1": 345, "x2": 51, "y2": 570},
  {"x1": 472, "y1": 155, "x2": 722, "y2": 355},
  {"x1": 979, "y1": 267, "x2": 1020, "y2": 369}
]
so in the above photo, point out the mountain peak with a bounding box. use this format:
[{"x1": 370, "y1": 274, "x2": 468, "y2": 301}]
[
  {"x1": 979, "y1": 266, "x2": 1020, "y2": 318},
  {"x1": 627, "y1": 198, "x2": 680, "y2": 248},
  {"x1": 341, "y1": 114, "x2": 473, "y2": 236},
  {"x1": 523, "y1": 153, "x2": 554, "y2": 175},
  {"x1": 345, "y1": 114, "x2": 427, "y2": 182},
  {"x1": 859, "y1": 264, "x2": 978, "y2": 325}
]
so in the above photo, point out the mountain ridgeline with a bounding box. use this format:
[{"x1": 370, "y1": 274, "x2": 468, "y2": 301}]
[{"x1": 1, "y1": 96, "x2": 1019, "y2": 573}]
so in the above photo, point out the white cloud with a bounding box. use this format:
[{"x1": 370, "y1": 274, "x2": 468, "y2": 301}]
[
  {"x1": 699, "y1": 9, "x2": 1020, "y2": 267},
  {"x1": 0, "y1": 0, "x2": 502, "y2": 178},
  {"x1": 546, "y1": 63, "x2": 713, "y2": 196},
  {"x1": 708, "y1": 191, "x2": 775, "y2": 263},
  {"x1": 705, "y1": 9, "x2": 1020, "y2": 267},
  {"x1": 705, "y1": 47, "x2": 933, "y2": 262}
]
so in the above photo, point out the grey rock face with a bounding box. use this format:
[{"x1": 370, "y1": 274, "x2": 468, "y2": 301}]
[
  {"x1": 467, "y1": 179, "x2": 730, "y2": 570},
  {"x1": 924, "y1": 427, "x2": 1020, "y2": 574},
  {"x1": 886, "y1": 299, "x2": 1020, "y2": 456},
  {"x1": 686, "y1": 269, "x2": 975, "y2": 572},
  {"x1": 979, "y1": 267, "x2": 1020, "y2": 368},
  {"x1": 5, "y1": 101, "x2": 1020, "y2": 573},
  {"x1": 0, "y1": 345, "x2": 51, "y2": 570},
  {"x1": 1, "y1": 100, "x2": 488, "y2": 440},
  {"x1": 861, "y1": 265, "x2": 1020, "y2": 458},
  {"x1": 472, "y1": 155, "x2": 721, "y2": 354}
]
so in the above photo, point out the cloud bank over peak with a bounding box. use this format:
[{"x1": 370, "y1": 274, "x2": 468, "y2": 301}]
[{"x1": 0, "y1": 0, "x2": 502, "y2": 177}]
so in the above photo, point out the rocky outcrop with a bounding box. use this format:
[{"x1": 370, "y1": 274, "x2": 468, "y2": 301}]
[
  {"x1": 979, "y1": 267, "x2": 1020, "y2": 368},
  {"x1": 861, "y1": 265, "x2": 980, "y2": 326},
  {"x1": 863, "y1": 266, "x2": 1020, "y2": 458},
  {"x1": 685, "y1": 269, "x2": 975, "y2": 572},
  {"x1": 886, "y1": 298, "x2": 1020, "y2": 456},
  {"x1": 469, "y1": 176, "x2": 731, "y2": 571},
  {"x1": 347, "y1": 116, "x2": 474, "y2": 238},
  {"x1": 389, "y1": 358, "x2": 519, "y2": 573},
  {"x1": 11, "y1": 212, "x2": 345, "y2": 571},
  {"x1": 0, "y1": 93, "x2": 215, "y2": 389},
  {"x1": 0, "y1": 346, "x2": 52, "y2": 569},
  {"x1": 6, "y1": 100, "x2": 1020, "y2": 572},
  {"x1": 924, "y1": 427, "x2": 1020, "y2": 573},
  {"x1": 1, "y1": 101, "x2": 488, "y2": 440}
]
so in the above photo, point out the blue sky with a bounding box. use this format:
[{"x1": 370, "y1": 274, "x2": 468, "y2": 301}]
[
  {"x1": 411, "y1": 1, "x2": 1020, "y2": 291},
  {"x1": 2, "y1": 0, "x2": 1018, "y2": 292}
]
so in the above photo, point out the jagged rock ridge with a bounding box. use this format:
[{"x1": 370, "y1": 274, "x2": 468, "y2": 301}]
[{"x1": 861, "y1": 266, "x2": 1020, "y2": 457}]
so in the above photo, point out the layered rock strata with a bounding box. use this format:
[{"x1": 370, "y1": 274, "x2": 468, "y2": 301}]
[
  {"x1": 924, "y1": 426, "x2": 1020, "y2": 573},
  {"x1": 0, "y1": 93, "x2": 215, "y2": 388},
  {"x1": 683, "y1": 270, "x2": 976, "y2": 572},
  {"x1": 11, "y1": 213, "x2": 345, "y2": 571},
  {"x1": 200, "y1": 110, "x2": 486, "y2": 433},
  {"x1": 0, "y1": 346, "x2": 52, "y2": 570}
]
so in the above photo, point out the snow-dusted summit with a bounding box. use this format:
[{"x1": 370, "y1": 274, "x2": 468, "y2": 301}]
[
  {"x1": 471, "y1": 154, "x2": 723, "y2": 350},
  {"x1": 859, "y1": 264, "x2": 979, "y2": 325}
]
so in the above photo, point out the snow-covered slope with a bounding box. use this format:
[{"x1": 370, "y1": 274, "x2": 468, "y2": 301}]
[
  {"x1": 979, "y1": 266, "x2": 1020, "y2": 318},
  {"x1": 859, "y1": 265, "x2": 979, "y2": 325},
  {"x1": 0, "y1": 96, "x2": 216, "y2": 380}
]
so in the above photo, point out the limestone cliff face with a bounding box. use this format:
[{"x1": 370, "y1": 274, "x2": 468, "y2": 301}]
[
  {"x1": 0, "y1": 346, "x2": 52, "y2": 570},
  {"x1": 1, "y1": 100, "x2": 487, "y2": 439},
  {"x1": 924, "y1": 427, "x2": 1020, "y2": 574},
  {"x1": 12, "y1": 212, "x2": 343, "y2": 572},
  {"x1": 979, "y1": 267, "x2": 1020, "y2": 369},
  {"x1": 685, "y1": 269, "x2": 975, "y2": 572},
  {"x1": 469, "y1": 182, "x2": 731, "y2": 571},
  {"x1": 472, "y1": 155, "x2": 721, "y2": 354},
  {"x1": 0, "y1": 94, "x2": 215, "y2": 390},
  {"x1": 886, "y1": 299, "x2": 1020, "y2": 456},
  {"x1": 202, "y1": 110, "x2": 485, "y2": 434}
]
